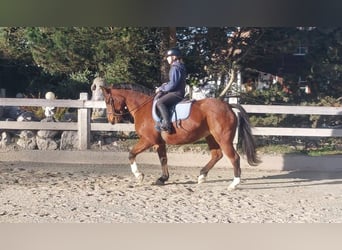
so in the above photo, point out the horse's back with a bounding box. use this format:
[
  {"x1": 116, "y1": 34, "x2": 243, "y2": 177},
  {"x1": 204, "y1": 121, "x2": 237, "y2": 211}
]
[
  {"x1": 192, "y1": 98, "x2": 237, "y2": 126},
  {"x1": 193, "y1": 98, "x2": 233, "y2": 113}
]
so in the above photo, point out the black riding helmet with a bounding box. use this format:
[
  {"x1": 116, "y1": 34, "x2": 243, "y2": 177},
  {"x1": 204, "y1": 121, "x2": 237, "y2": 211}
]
[{"x1": 165, "y1": 47, "x2": 182, "y2": 58}]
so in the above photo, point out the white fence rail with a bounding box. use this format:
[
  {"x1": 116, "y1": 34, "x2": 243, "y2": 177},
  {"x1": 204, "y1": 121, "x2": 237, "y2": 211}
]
[
  {"x1": 242, "y1": 104, "x2": 342, "y2": 137},
  {"x1": 1, "y1": 93, "x2": 342, "y2": 150}
]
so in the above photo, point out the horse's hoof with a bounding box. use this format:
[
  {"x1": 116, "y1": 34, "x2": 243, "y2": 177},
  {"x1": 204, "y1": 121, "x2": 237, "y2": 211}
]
[
  {"x1": 228, "y1": 177, "x2": 240, "y2": 190},
  {"x1": 198, "y1": 174, "x2": 206, "y2": 184},
  {"x1": 136, "y1": 173, "x2": 144, "y2": 183},
  {"x1": 154, "y1": 178, "x2": 165, "y2": 186}
]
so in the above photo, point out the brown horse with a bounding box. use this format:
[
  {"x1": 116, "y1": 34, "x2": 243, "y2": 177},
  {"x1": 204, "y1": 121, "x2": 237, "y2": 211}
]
[{"x1": 101, "y1": 83, "x2": 260, "y2": 189}]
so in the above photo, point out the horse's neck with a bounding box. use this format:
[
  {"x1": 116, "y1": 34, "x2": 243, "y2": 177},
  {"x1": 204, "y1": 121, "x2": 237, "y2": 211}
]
[{"x1": 125, "y1": 91, "x2": 152, "y2": 117}]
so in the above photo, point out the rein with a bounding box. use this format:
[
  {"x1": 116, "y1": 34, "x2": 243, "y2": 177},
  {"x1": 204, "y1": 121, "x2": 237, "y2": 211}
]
[{"x1": 107, "y1": 93, "x2": 156, "y2": 117}]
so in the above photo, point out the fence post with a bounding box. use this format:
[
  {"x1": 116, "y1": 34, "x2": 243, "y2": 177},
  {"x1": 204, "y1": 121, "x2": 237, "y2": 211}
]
[{"x1": 78, "y1": 92, "x2": 90, "y2": 150}]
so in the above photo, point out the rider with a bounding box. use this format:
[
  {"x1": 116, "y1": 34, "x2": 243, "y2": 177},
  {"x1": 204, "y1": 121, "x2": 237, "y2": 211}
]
[{"x1": 155, "y1": 47, "x2": 187, "y2": 133}]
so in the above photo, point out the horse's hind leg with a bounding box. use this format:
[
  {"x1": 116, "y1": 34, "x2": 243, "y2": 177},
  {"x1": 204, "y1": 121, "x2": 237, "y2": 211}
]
[
  {"x1": 155, "y1": 143, "x2": 169, "y2": 185},
  {"x1": 219, "y1": 142, "x2": 241, "y2": 190},
  {"x1": 198, "y1": 135, "x2": 223, "y2": 184}
]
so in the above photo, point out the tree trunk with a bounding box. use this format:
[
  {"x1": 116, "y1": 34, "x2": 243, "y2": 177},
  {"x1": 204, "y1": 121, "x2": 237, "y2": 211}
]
[
  {"x1": 218, "y1": 67, "x2": 235, "y2": 99},
  {"x1": 159, "y1": 27, "x2": 177, "y2": 83}
]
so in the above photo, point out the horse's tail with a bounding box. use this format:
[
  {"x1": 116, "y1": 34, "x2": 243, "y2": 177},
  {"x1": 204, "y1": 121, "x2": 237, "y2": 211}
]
[{"x1": 230, "y1": 104, "x2": 261, "y2": 166}]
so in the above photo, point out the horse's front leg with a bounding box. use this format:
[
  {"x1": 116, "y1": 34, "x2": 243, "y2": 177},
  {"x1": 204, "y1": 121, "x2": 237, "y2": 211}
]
[
  {"x1": 129, "y1": 138, "x2": 152, "y2": 183},
  {"x1": 154, "y1": 143, "x2": 169, "y2": 185}
]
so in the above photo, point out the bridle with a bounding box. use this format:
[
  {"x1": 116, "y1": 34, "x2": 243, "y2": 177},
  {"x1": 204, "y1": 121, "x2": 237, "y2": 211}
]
[
  {"x1": 105, "y1": 94, "x2": 156, "y2": 118},
  {"x1": 105, "y1": 96, "x2": 123, "y2": 116}
]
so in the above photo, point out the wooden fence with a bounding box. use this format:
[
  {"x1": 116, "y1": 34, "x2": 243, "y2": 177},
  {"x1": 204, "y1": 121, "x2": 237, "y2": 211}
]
[
  {"x1": 1, "y1": 93, "x2": 342, "y2": 150},
  {"x1": 243, "y1": 104, "x2": 342, "y2": 137}
]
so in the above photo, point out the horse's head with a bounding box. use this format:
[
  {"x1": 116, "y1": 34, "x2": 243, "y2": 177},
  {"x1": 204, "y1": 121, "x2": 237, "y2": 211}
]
[{"x1": 100, "y1": 86, "x2": 127, "y2": 124}]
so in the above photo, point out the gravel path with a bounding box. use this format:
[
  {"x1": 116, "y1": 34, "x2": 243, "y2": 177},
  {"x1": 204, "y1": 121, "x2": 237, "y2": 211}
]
[{"x1": 1, "y1": 160, "x2": 341, "y2": 223}]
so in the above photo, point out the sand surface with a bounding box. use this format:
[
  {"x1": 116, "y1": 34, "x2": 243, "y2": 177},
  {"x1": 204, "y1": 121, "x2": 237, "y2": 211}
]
[{"x1": 0, "y1": 160, "x2": 341, "y2": 223}]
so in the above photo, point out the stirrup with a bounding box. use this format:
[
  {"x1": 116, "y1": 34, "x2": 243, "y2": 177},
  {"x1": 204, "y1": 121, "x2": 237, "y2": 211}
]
[
  {"x1": 154, "y1": 122, "x2": 162, "y2": 132},
  {"x1": 161, "y1": 124, "x2": 172, "y2": 134}
]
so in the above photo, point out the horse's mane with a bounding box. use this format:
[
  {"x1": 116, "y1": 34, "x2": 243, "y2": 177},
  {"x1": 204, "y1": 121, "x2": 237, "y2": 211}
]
[{"x1": 110, "y1": 83, "x2": 154, "y2": 96}]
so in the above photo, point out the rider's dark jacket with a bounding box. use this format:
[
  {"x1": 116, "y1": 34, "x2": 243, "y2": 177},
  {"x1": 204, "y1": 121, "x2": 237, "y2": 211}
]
[{"x1": 159, "y1": 61, "x2": 187, "y2": 97}]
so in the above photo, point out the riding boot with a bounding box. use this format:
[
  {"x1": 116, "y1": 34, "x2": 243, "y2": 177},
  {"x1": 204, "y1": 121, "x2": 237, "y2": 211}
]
[
  {"x1": 158, "y1": 105, "x2": 172, "y2": 134},
  {"x1": 154, "y1": 121, "x2": 162, "y2": 132}
]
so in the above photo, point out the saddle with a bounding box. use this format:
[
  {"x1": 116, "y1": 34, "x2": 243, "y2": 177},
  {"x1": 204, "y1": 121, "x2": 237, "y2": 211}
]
[{"x1": 152, "y1": 98, "x2": 194, "y2": 124}]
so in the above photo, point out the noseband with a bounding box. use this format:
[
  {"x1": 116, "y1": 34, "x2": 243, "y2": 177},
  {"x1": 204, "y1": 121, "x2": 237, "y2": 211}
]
[{"x1": 106, "y1": 96, "x2": 126, "y2": 117}]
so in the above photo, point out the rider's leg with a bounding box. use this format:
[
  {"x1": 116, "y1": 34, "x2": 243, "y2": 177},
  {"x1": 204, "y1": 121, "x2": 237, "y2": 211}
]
[
  {"x1": 156, "y1": 102, "x2": 171, "y2": 133},
  {"x1": 156, "y1": 93, "x2": 183, "y2": 133}
]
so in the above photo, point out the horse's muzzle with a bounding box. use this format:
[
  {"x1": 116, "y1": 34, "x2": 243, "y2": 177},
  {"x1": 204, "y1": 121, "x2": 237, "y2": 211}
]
[{"x1": 107, "y1": 114, "x2": 121, "y2": 124}]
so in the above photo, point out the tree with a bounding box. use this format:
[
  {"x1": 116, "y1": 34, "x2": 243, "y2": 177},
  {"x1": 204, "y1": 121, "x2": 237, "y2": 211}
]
[
  {"x1": 1, "y1": 27, "x2": 341, "y2": 102},
  {"x1": 177, "y1": 27, "x2": 265, "y2": 98},
  {"x1": 26, "y1": 27, "x2": 93, "y2": 74},
  {"x1": 304, "y1": 27, "x2": 342, "y2": 99},
  {"x1": 25, "y1": 27, "x2": 163, "y2": 88},
  {"x1": 159, "y1": 27, "x2": 176, "y2": 83},
  {"x1": 0, "y1": 27, "x2": 40, "y2": 96},
  {"x1": 240, "y1": 27, "x2": 342, "y2": 103}
]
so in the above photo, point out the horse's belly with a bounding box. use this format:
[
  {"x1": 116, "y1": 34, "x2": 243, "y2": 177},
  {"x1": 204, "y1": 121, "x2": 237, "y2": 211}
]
[{"x1": 162, "y1": 126, "x2": 209, "y2": 145}]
